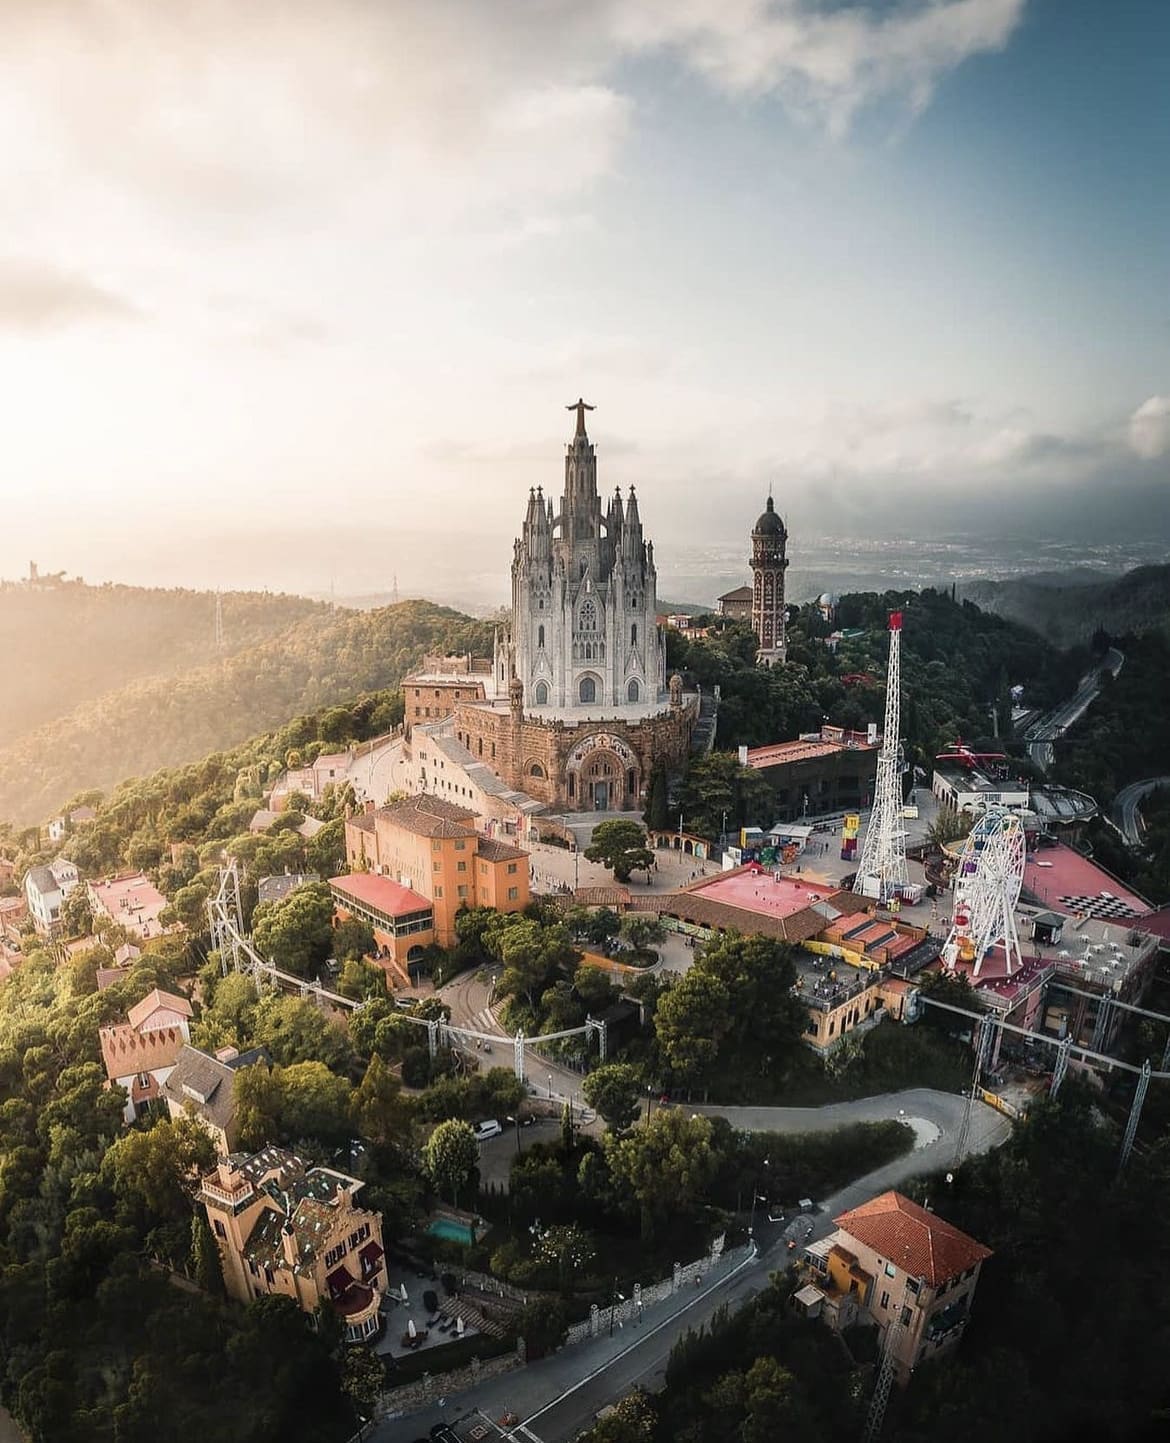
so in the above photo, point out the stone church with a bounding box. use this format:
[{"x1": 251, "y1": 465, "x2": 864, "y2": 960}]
[{"x1": 452, "y1": 402, "x2": 697, "y2": 812}]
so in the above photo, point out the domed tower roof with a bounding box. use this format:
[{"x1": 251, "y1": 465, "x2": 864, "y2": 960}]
[{"x1": 753, "y1": 494, "x2": 786, "y2": 537}]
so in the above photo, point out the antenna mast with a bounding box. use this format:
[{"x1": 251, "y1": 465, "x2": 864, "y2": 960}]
[
  {"x1": 214, "y1": 590, "x2": 225, "y2": 650},
  {"x1": 854, "y1": 611, "x2": 908, "y2": 901}
]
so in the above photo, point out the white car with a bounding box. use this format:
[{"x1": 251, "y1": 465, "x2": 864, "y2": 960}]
[{"x1": 473, "y1": 1119, "x2": 502, "y2": 1142}]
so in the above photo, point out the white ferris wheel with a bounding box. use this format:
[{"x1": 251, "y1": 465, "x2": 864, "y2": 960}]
[{"x1": 941, "y1": 807, "x2": 1027, "y2": 978}]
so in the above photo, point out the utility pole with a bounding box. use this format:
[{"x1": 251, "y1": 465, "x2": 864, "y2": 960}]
[{"x1": 214, "y1": 590, "x2": 224, "y2": 650}]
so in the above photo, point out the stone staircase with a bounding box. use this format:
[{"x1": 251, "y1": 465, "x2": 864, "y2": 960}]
[{"x1": 690, "y1": 691, "x2": 718, "y2": 755}]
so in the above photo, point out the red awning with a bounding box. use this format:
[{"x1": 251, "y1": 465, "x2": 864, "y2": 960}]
[
  {"x1": 326, "y1": 1266, "x2": 354, "y2": 1296},
  {"x1": 359, "y1": 1241, "x2": 384, "y2": 1265}
]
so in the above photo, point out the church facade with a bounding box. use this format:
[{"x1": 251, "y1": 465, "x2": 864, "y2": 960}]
[{"x1": 452, "y1": 403, "x2": 697, "y2": 813}]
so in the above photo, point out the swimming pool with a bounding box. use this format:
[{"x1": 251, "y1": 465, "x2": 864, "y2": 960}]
[{"x1": 428, "y1": 1217, "x2": 475, "y2": 1245}]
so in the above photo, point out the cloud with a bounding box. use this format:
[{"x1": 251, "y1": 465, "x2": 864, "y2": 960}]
[
  {"x1": 1129, "y1": 395, "x2": 1170, "y2": 459},
  {"x1": 0, "y1": 258, "x2": 140, "y2": 330},
  {"x1": 607, "y1": 0, "x2": 1027, "y2": 134}
]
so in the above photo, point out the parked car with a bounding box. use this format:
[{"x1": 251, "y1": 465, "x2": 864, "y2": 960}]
[{"x1": 473, "y1": 1119, "x2": 502, "y2": 1142}]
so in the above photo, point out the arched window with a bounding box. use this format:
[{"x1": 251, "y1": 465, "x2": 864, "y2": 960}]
[
  {"x1": 534, "y1": 681, "x2": 548, "y2": 705},
  {"x1": 627, "y1": 678, "x2": 640, "y2": 702},
  {"x1": 579, "y1": 676, "x2": 596, "y2": 704},
  {"x1": 579, "y1": 597, "x2": 597, "y2": 631},
  {"x1": 537, "y1": 624, "x2": 545, "y2": 648},
  {"x1": 528, "y1": 761, "x2": 546, "y2": 779},
  {"x1": 631, "y1": 622, "x2": 638, "y2": 645}
]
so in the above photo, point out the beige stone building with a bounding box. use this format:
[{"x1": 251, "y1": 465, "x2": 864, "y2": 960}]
[
  {"x1": 409, "y1": 406, "x2": 699, "y2": 813},
  {"x1": 798, "y1": 1191, "x2": 992, "y2": 1380},
  {"x1": 200, "y1": 1147, "x2": 386, "y2": 1343}
]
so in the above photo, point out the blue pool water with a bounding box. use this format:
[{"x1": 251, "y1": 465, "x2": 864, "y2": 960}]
[{"x1": 428, "y1": 1218, "x2": 475, "y2": 1245}]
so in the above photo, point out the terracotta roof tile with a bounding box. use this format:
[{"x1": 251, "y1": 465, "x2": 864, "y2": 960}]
[
  {"x1": 834, "y1": 1191, "x2": 992, "y2": 1287},
  {"x1": 377, "y1": 793, "x2": 478, "y2": 838}
]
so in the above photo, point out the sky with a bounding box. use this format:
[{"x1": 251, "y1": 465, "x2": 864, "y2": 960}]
[{"x1": 0, "y1": 0, "x2": 1167, "y2": 599}]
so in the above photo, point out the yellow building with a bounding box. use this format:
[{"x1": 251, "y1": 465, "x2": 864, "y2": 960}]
[
  {"x1": 200, "y1": 1147, "x2": 386, "y2": 1343},
  {"x1": 343, "y1": 794, "x2": 530, "y2": 947},
  {"x1": 798, "y1": 1191, "x2": 992, "y2": 1381}
]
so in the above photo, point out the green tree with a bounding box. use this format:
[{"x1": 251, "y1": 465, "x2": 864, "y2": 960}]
[
  {"x1": 60, "y1": 887, "x2": 93, "y2": 939},
  {"x1": 191, "y1": 1211, "x2": 224, "y2": 1295},
  {"x1": 340, "y1": 1345, "x2": 384, "y2": 1418},
  {"x1": 280, "y1": 1061, "x2": 353, "y2": 1146},
  {"x1": 423, "y1": 1119, "x2": 479, "y2": 1208},
  {"x1": 516, "y1": 1296, "x2": 570, "y2": 1357},
  {"x1": 604, "y1": 1109, "x2": 719, "y2": 1240},
  {"x1": 251, "y1": 881, "x2": 335, "y2": 978},
  {"x1": 585, "y1": 820, "x2": 655, "y2": 883},
  {"x1": 352, "y1": 1055, "x2": 412, "y2": 1149},
  {"x1": 333, "y1": 916, "x2": 376, "y2": 963},
  {"x1": 583, "y1": 1063, "x2": 643, "y2": 1133},
  {"x1": 619, "y1": 912, "x2": 666, "y2": 953},
  {"x1": 644, "y1": 762, "x2": 670, "y2": 831},
  {"x1": 654, "y1": 970, "x2": 732, "y2": 1090}
]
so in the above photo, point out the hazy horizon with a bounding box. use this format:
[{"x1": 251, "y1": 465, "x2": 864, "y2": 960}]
[{"x1": 2, "y1": 0, "x2": 1168, "y2": 594}]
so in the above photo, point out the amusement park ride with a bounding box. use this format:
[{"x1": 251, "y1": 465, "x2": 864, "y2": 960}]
[
  {"x1": 940, "y1": 807, "x2": 1027, "y2": 977},
  {"x1": 853, "y1": 612, "x2": 909, "y2": 902}
]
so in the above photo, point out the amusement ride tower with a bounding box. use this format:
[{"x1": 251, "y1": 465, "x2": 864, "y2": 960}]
[{"x1": 853, "y1": 611, "x2": 908, "y2": 901}]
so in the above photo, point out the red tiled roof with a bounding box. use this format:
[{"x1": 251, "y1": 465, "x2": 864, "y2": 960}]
[
  {"x1": 330, "y1": 872, "x2": 431, "y2": 917},
  {"x1": 126, "y1": 987, "x2": 193, "y2": 1032},
  {"x1": 99, "y1": 1023, "x2": 187, "y2": 1082},
  {"x1": 835, "y1": 1191, "x2": 992, "y2": 1287}
]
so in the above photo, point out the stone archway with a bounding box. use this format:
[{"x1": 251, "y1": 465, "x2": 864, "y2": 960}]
[{"x1": 565, "y1": 731, "x2": 641, "y2": 812}]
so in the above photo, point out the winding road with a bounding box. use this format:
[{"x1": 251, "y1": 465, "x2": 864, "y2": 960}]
[
  {"x1": 1111, "y1": 776, "x2": 1170, "y2": 850},
  {"x1": 1024, "y1": 646, "x2": 1124, "y2": 772},
  {"x1": 373, "y1": 1089, "x2": 1010, "y2": 1443}
]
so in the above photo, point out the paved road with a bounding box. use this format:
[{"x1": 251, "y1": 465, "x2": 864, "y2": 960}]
[
  {"x1": 373, "y1": 1089, "x2": 1009, "y2": 1442},
  {"x1": 1111, "y1": 776, "x2": 1170, "y2": 850},
  {"x1": 1025, "y1": 646, "x2": 1124, "y2": 773}
]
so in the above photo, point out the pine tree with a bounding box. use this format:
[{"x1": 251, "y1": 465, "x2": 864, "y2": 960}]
[{"x1": 191, "y1": 1211, "x2": 224, "y2": 1295}]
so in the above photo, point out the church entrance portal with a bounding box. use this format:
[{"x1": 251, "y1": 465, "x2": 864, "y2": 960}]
[
  {"x1": 592, "y1": 780, "x2": 609, "y2": 810},
  {"x1": 576, "y1": 746, "x2": 638, "y2": 813}
]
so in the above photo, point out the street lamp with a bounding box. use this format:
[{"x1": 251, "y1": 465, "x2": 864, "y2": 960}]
[
  {"x1": 749, "y1": 1158, "x2": 770, "y2": 1236},
  {"x1": 548, "y1": 1073, "x2": 554, "y2": 1100},
  {"x1": 506, "y1": 1115, "x2": 522, "y2": 1156},
  {"x1": 646, "y1": 1084, "x2": 654, "y2": 1123}
]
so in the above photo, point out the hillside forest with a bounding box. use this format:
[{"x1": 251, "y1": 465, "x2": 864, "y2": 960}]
[{"x1": 0, "y1": 596, "x2": 494, "y2": 825}]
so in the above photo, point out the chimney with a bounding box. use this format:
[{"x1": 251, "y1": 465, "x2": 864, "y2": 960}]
[
  {"x1": 336, "y1": 1183, "x2": 353, "y2": 1213},
  {"x1": 364, "y1": 799, "x2": 375, "y2": 815},
  {"x1": 281, "y1": 1221, "x2": 299, "y2": 1268}
]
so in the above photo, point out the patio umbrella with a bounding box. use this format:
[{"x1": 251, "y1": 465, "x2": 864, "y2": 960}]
[
  {"x1": 456, "y1": 1316, "x2": 465, "y2": 1337},
  {"x1": 408, "y1": 1318, "x2": 417, "y2": 1339}
]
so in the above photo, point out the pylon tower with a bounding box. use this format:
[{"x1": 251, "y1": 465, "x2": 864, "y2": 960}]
[{"x1": 854, "y1": 611, "x2": 908, "y2": 901}]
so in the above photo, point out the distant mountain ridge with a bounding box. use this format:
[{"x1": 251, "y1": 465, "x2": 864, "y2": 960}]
[
  {"x1": 958, "y1": 564, "x2": 1170, "y2": 646},
  {"x1": 0, "y1": 598, "x2": 492, "y2": 825}
]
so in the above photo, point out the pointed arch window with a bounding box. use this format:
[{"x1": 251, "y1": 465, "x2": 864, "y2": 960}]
[
  {"x1": 627, "y1": 679, "x2": 640, "y2": 702},
  {"x1": 537, "y1": 624, "x2": 545, "y2": 648},
  {"x1": 534, "y1": 681, "x2": 548, "y2": 705},
  {"x1": 631, "y1": 622, "x2": 638, "y2": 645},
  {"x1": 579, "y1": 677, "x2": 597, "y2": 704},
  {"x1": 579, "y1": 597, "x2": 598, "y2": 631}
]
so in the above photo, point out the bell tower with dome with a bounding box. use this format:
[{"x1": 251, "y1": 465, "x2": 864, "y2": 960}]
[{"x1": 751, "y1": 493, "x2": 788, "y2": 665}]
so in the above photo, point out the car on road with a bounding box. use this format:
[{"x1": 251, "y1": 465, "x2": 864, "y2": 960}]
[{"x1": 473, "y1": 1119, "x2": 502, "y2": 1142}]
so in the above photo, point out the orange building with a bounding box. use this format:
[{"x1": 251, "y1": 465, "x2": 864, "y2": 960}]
[
  {"x1": 343, "y1": 794, "x2": 530, "y2": 948},
  {"x1": 200, "y1": 1147, "x2": 385, "y2": 1343}
]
